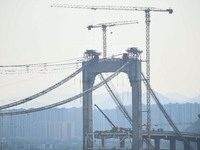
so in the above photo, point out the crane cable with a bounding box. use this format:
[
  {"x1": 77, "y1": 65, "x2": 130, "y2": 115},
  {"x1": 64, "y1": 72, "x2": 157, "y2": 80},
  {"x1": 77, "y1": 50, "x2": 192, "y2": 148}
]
[
  {"x1": 0, "y1": 61, "x2": 130, "y2": 116},
  {"x1": 0, "y1": 61, "x2": 90, "y2": 110}
]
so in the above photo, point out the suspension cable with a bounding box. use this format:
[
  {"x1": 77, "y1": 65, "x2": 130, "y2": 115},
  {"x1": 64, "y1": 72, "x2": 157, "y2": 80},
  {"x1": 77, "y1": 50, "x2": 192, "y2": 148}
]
[
  {"x1": 141, "y1": 72, "x2": 193, "y2": 150},
  {"x1": 99, "y1": 73, "x2": 155, "y2": 149},
  {"x1": 0, "y1": 61, "x2": 84, "y2": 75},
  {"x1": 0, "y1": 57, "x2": 84, "y2": 68},
  {"x1": 0, "y1": 61, "x2": 129, "y2": 116},
  {"x1": 99, "y1": 74, "x2": 132, "y2": 125},
  {"x1": 0, "y1": 61, "x2": 90, "y2": 110}
]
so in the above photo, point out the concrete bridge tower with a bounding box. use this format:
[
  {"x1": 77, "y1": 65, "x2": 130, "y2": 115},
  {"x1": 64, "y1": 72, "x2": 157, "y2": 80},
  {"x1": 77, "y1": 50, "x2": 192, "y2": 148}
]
[{"x1": 82, "y1": 48, "x2": 143, "y2": 150}]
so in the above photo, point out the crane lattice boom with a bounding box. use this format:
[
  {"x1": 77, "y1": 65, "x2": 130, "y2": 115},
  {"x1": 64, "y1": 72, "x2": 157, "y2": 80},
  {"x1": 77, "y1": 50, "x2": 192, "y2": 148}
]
[
  {"x1": 87, "y1": 20, "x2": 138, "y2": 58},
  {"x1": 51, "y1": 4, "x2": 173, "y2": 14},
  {"x1": 87, "y1": 20, "x2": 138, "y2": 29}
]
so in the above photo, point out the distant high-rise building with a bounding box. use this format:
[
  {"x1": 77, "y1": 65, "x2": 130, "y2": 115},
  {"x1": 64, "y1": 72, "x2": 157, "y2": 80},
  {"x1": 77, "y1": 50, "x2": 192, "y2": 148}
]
[{"x1": 0, "y1": 103, "x2": 199, "y2": 139}]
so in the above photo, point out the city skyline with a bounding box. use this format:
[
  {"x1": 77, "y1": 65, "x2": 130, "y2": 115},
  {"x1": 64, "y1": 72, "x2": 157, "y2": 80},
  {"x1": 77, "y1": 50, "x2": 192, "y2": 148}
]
[{"x1": 0, "y1": 0, "x2": 200, "y2": 108}]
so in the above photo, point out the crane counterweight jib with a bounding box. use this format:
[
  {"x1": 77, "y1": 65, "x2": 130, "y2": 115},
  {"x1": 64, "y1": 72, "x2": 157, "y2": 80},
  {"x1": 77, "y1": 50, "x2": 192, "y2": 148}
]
[
  {"x1": 167, "y1": 9, "x2": 173, "y2": 14},
  {"x1": 87, "y1": 25, "x2": 93, "y2": 30}
]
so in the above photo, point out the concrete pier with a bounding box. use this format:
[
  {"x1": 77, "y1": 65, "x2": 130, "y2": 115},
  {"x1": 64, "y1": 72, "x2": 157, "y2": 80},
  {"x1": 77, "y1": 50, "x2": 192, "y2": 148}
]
[
  {"x1": 198, "y1": 139, "x2": 200, "y2": 150},
  {"x1": 170, "y1": 138, "x2": 176, "y2": 150},
  {"x1": 155, "y1": 138, "x2": 160, "y2": 150},
  {"x1": 184, "y1": 140, "x2": 190, "y2": 150}
]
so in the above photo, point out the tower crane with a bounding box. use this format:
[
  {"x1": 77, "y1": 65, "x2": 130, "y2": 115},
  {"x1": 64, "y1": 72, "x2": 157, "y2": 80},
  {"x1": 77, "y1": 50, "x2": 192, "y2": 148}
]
[
  {"x1": 87, "y1": 20, "x2": 138, "y2": 58},
  {"x1": 51, "y1": 4, "x2": 173, "y2": 150}
]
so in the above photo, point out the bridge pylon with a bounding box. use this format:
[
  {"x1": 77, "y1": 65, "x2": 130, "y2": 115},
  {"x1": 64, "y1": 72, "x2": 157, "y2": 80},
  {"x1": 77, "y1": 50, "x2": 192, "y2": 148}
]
[{"x1": 82, "y1": 48, "x2": 143, "y2": 150}]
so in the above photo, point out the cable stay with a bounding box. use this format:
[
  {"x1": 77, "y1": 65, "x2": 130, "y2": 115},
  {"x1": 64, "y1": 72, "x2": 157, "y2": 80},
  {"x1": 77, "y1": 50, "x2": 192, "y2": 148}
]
[
  {"x1": 141, "y1": 72, "x2": 193, "y2": 150},
  {"x1": 99, "y1": 74, "x2": 132, "y2": 125},
  {"x1": 99, "y1": 73, "x2": 155, "y2": 150},
  {"x1": 0, "y1": 61, "x2": 90, "y2": 110},
  {"x1": 0, "y1": 61, "x2": 130, "y2": 116}
]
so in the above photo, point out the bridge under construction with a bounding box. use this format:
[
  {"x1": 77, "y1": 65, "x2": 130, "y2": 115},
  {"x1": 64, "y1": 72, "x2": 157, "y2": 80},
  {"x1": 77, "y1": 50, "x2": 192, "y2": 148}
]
[
  {"x1": 0, "y1": 3, "x2": 200, "y2": 150},
  {"x1": 0, "y1": 49, "x2": 199, "y2": 150}
]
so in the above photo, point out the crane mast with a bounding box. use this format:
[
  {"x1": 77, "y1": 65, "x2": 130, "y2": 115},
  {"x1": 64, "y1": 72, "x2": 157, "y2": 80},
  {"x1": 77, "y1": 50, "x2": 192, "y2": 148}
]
[
  {"x1": 102, "y1": 25, "x2": 107, "y2": 58},
  {"x1": 87, "y1": 20, "x2": 138, "y2": 58},
  {"x1": 145, "y1": 10, "x2": 151, "y2": 149},
  {"x1": 51, "y1": 4, "x2": 173, "y2": 150}
]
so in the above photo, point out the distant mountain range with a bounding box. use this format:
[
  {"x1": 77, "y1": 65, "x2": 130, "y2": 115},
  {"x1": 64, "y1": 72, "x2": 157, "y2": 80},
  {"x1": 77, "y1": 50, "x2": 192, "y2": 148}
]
[
  {"x1": 8, "y1": 91, "x2": 200, "y2": 110},
  {"x1": 187, "y1": 95, "x2": 200, "y2": 103},
  {"x1": 164, "y1": 93, "x2": 189, "y2": 102},
  {"x1": 184, "y1": 119, "x2": 200, "y2": 134},
  {"x1": 95, "y1": 92, "x2": 200, "y2": 109}
]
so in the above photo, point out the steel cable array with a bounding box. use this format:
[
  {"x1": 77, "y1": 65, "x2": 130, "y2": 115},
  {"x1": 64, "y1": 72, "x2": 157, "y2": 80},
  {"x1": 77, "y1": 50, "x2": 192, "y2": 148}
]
[
  {"x1": 99, "y1": 73, "x2": 155, "y2": 150},
  {"x1": 0, "y1": 57, "x2": 84, "y2": 68},
  {"x1": 0, "y1": 61, "x2": 130, "y2": 116},
  {"x1": 99, "y1": 74, "x2": 132, "y2": 125},
  {"x1": 0, "y1": 56, "x2": 84, "y2": 75},
  {"x1": 141, "y1": 72, "x2": 193, "y2": 150},
  {"x1": 0, "y1": 62, "x2": 83, "y2": 75},
  {"x1": 0, "y1": 62, "x2": 90, "y2": 110}
]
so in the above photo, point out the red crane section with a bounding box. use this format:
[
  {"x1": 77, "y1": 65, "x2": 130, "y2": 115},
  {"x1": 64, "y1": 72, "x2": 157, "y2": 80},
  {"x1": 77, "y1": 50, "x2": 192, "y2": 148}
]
[{"x1": 94, "y1": 104, "x2": 116, "y2": 129}]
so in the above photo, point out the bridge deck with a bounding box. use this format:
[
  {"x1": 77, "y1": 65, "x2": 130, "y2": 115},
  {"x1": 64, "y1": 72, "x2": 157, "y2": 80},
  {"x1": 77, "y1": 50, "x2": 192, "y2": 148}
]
[{"x1": 91, "y1": 130, "x2": 200, "y2": 142}]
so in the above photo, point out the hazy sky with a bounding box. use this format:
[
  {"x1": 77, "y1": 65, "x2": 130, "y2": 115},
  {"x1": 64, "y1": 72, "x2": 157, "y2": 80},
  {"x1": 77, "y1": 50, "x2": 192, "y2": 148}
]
[{"x1": 0, "y1": 0, "x2": 200, "y2": 107}]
